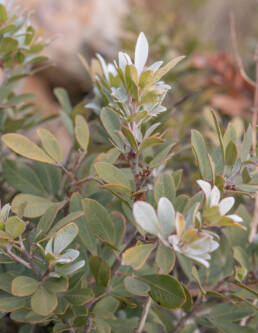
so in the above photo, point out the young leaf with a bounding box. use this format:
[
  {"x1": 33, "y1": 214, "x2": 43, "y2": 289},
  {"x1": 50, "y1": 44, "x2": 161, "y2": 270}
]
[
  {"x1": 89, "y1": 256, "x2": 111, "y2": 287},
  {"x1": 75, "y1": 115, "x2": 90, "y2": 150},
  {"x1": 2, "y1": 134, "x2": 56, "y2": 165},
  {"x1": 134, "y1": 32, "x2": 149, "y2": 75},
  {"x1": 133, "y1": 201, "x2": 159, "y2": 235},
  {"x1": 122, "y1": 243, "x2": 156, "y2": 270},
  {"x1": 149, "y1": 56, "x2": 185, "y2": 84},
  {"x1": 37, "y1": 129, "x2": 63, "y2": 164},
  {"x1": 12, "y1": 276, "x2": 39, "y2": 297},
  {"x1": 31, "y1": 286, "x2": 58, "y2": 316},
  {"x1": 53, "y1": 223, "x2": 79, "y2": 255}
]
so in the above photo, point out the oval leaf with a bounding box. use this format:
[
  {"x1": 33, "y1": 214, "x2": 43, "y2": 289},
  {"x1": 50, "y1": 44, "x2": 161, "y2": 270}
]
[
  {"x1": 89, "y1": 256, "x2": 111, "y2": 287},
  {"x1": 2, "y1": 133, "x2": 56, "y2": 165},
  {"x1": 140, "y1": 274, "x2": 186, "y2": 309},
  {"x1": 12, "y1": 276, "x2": 39, "y2": 297},
  {"x1": 122, "y1": 243, "x2": 155, "y2": 270},
  {"x1": 37, "y1": 129, "x2": 63, "y2": 164},
  {"x1": 31, "y1": 286, "x2": 58, "y2": 316},
  {"x1": 75, "y1": 115, "x2": 90, "y2": 150},
  {"x1": 95, "y1": 162, "x2": 131, "y2": 190}
]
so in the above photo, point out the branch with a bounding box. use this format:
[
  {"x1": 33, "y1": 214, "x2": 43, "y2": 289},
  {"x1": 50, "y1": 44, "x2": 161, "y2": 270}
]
[{"x1": 135, "y1": 297, "x2": 152, "y2": 333}]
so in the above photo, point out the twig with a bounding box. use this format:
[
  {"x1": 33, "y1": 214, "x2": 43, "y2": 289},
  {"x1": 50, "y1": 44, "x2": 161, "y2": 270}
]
[
  {"x1": 19, "y1": 236, "x2": 41, "y2": 279},
  {"x1": 229, "y1": 12, "x2": 257, "y2": 88},
  {"x1": 2, "y1": 246, "x2": 31, "y2": 269},
  {"x1": 170, "y1": 302, "x2": 202, "y2": 333},
  {"x1": 135, "y1": 297, "x2": 152, "y2": 333},
  {"x1": 85, "y1": 314, "x2": 94, "y2": 333},
  {"x1": 249, "y1": 46, "x2": 258, "y2": 242}
]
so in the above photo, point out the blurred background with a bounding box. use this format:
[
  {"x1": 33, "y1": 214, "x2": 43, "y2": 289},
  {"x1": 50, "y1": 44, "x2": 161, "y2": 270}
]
[
  {"x1": 18, "y1": 0, "x2": 258, "y2": 160},
  {"x1": 22, "y1": 0, "x2": 257, "y2": 111}
]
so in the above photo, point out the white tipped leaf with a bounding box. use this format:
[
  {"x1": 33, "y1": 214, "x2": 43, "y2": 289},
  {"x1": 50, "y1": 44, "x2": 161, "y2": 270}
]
[
  {"x1": 157, "y1": 197, "x2": 175, "y2": 237},
  {"x1": 219, "y1": 197, "x2": 235, "y2": 215},
  {"x1": 134, "y1": 32, "x2": 149, "y2": 75},
  {"x1": 133, "y1": 201, "x2": 159, "y2": 235}
]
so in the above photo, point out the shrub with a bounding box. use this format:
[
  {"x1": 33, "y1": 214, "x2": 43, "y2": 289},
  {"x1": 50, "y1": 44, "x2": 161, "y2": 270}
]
[{"x1": 0, "y1": 2, "x2": 257, "y2": 333}]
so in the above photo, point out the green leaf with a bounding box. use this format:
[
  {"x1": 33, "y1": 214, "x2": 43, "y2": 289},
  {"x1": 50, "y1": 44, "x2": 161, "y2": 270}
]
[
  {"x1": 12, "y1": 194, "x2": 55, "y2": 218},
  {"x1": 54, "y1": 223, "x2": 78, "y2": 255},
  {"x1": 140, "y1": 274, "x2": 186, "y2": 309},
  {"x1": 69, "y1": 193, "x2": 97, "y2": 255},
  {"x1": 191, "y1": 130, "x2": 213, "y2": 181},
  {"x1": 37, "y1": 129, "x2": 63, "y2": 164},
  {"x1": 139, "y1": 136, "x2": 164, "y2": 153},
  {"x1": 192, "y1": 266, "x2": 206, "y2": 294},
  {"x1": 47, "y1": 211, "x2": 83, "y2": 236},
  {"x1": 0, "y1": 37, "x2": 18, "y2": 53},
  {"x1": 89, "y1": 256, "x2": 111, "y2": 287},
  {"x1": 95, "y1": 162, "x2": 131, "y2": 190},
  {"x1": 54, "y1": 88, "x2": 72, "y2": 115},
  {"x1": 155, "y1": 242, "x2": 175, "y2": 273},
  {"x1": 5, "y1": 217, "x2": 26, "y2": 239},
  {"x1": 209, "y1": 320, "x2": 256, "y2": 333},
  {"x1": 2, "y1": 160, "x2": 48, "y2": 197},
  {"x1": 0, "y1": 272, "x2": 14, "y2": 293},
  {"x1": 82, "y1": 198, "x2": 116, "y2": 247},
  {"x1": 0, "y1": 296, "x2": 27, "y2": 312},
  {"x1": 95, "y1": 318, "x2": 112, "y2": 333},
  {"x1": 149, "y1": 142, "x2": 176, "y2": 169},
  {"x1": 75, "y1": 115, "x2": 90, "y2": 150},
  {"x1": 36, "y1": 204, "x2": 60, "y2": 238},
  {"x1": 11, "y1": 276, "x2": 39, "y2": 297},
  {"x1": 154, "y1": 173, "x2": 176, "y2": 204},
  {"x1": 181, "y1": 284, "x2": 193, "y2": 311},
  {"x1": 44, "y1": 277, "x2": 68, "y2": 293},
  {"x1": 121, "y1": 126, "x2": 138, "y2": 151},
  {"x1": 210, "y1": 109, "x2": 225, "y2": 161},
  {"x1": 240, "y1": 124, "x2": 252, "y2": 161},
  {"x1": 66, "y1": 288, "x2": 94, "y2": 306},
  {"x1": 2, "y1": 134, "x2": 56, "y2": 165},
  {"x1": 0, "y1": 4, "x2": 7, "y2": 23},
  {"x1": 149, "y1": 56, "x2": 185, "y2": 85},
  {"x1": 100, "y1": 108, "x2": 123, "y2": 149},
  {"x1": 233, "y1": 246, "x2": 249, "y2": 269},
  {"x1": 225, "y1": 140, "x2": 238, "y2": 166},
  {"x1": 209, "y1": 303, "x2": 254, "y2": 322},
  {"x1": 124, "y1": 276, "x2": 150, "y2": 296},
  {"x1": 122, "y1": 243, "x2": 156, "y2": 270},
  {"x1": 31, "y1": 286, "x2": 58, "y2": 316}
]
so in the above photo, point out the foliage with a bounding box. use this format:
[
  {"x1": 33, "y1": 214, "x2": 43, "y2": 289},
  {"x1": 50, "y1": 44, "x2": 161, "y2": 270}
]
[{"x1": 0, "y1": 1, "x2": 257, "y2": 333}]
